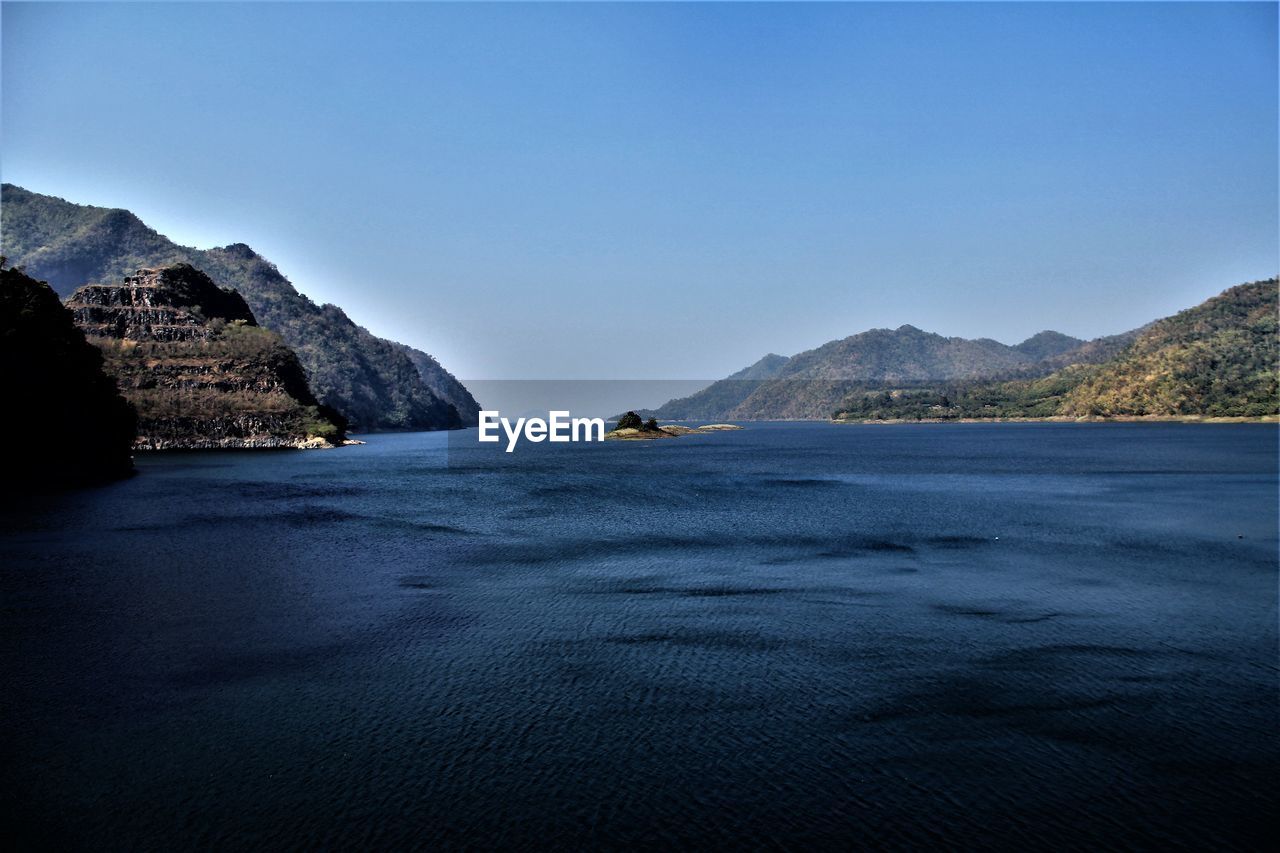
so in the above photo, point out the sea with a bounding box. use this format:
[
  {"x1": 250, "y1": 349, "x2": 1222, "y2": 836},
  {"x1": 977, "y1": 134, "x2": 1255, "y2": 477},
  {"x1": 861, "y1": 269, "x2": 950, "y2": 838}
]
[{"x1": 2, "y1": 423, "x2": 1277, "y2": 849}]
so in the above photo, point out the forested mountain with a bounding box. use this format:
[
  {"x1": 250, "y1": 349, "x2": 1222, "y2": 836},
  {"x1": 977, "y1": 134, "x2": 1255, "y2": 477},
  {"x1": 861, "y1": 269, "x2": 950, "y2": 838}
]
[
  {"x1": 651, "y1": 280, "x2": 1275, "y2": 422},
  {"x1": 396, "y1": 343, "x2": 482, "y2": 426},
  {"x1": 1056, "y1": 278, "x2": 1277, "y2": 417},
  {"x1": 832, "y1": 279, "x2": 1278, "y2": 421},
  {"x1": 1, "y1": 184, "x2": 478, "y2": 431},
  {"x1": 652, "y1": 326, "x2": 1108, "y2": 420},
  {"x1": 1, "y1": 263, "x2": 136, "y2": 485}
]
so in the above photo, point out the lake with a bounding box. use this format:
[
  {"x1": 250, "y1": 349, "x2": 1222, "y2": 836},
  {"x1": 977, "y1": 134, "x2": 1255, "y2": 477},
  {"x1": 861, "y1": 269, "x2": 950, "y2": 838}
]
[{"x1": 2, "y1": 423, "x2": 1276, "y2": 848}]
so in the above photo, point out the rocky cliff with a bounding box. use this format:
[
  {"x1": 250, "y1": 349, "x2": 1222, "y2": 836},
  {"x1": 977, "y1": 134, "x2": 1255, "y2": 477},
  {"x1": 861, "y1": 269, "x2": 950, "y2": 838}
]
[
  {"x1": 1, "y1": 263, "x2": 136, "y2": 485},
  {"x1": 65, "y1": 264, "x2": 346, "y2": 449},
  {"x1": 1, "y1": 184, "x2": 479, "y2": 431}
]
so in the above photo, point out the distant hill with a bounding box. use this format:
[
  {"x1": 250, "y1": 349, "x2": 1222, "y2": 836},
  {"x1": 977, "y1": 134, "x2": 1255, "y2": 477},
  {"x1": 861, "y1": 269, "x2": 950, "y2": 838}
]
[
  {"x1": 0, "y1": 184, "x2": 478, "y2": 431},
  {"x1": 65, "y1": 264, "x2": 347, "y2": 449},
  {"x1": 1057, "y1": 278, "x2": 1278, "y2": 417},
  {"x1": 1013, "y1": 330, "x2": 1085, "y2": 361},
  {"x1": 397, "y1": 343, "x2": 481, "y2": 426},
  {"x1": 732, "y1": 353, "x2": 791, "y2": 380},
  {"x1": 652, "y1": 326, "x2": 1107, "y2": 420},
  {"x1": 645, "y1": 353, "x2": 789, "y2": 421},
  {"x1": 832, "y1": 278, "x2": 1279, "y2": 421},
  {"x1": 1, "y1": 263, "x2": 136, "y2": 485}
]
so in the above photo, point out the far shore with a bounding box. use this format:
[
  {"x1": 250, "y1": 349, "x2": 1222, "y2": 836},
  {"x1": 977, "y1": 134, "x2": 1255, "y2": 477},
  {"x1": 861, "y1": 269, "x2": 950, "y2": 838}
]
[
  {"x1": 653, "y1": 415, "x2": 1277, "y2": 425},
  {"x1": 833, "y1": 415, "x2": 1279, "y2": 425}
]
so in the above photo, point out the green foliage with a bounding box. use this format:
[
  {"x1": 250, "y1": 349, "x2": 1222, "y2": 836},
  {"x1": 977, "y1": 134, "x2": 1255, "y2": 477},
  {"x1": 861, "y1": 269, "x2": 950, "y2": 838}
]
[
  {"x1": 642, "y1": 417, "x2": 660, "y2": 432},
  {"x1": 302, "y1": 406, "x2": 344, "y2": 441},
  {"x1": 653, "y1": 326, "x2": 1115, "y2": 421},
  {"x1": 1055, "y1": 279, "x2": 1278, "y2": 417},
  {"x1": 615, "y1": 411, "x2": 643, "y2": 430},
  {"x1": 833, "y1": 279, "x2": 1279, "y2": 421}
]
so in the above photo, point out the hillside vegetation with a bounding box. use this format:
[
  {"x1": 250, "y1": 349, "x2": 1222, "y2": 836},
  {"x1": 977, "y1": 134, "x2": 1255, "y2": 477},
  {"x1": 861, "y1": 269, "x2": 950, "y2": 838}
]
[
  {"x1": 65, "y1": 264, "x2": 347, "y2": 449},
  {"x1": 653, "y1": 326, "x2": 1121, "y2": 421},
  {"x1": 1, "y1": 184, "x2": 477, "y2": 431},
  {"x1": 833, "y1": 279, "x2": 1278, "y2": 421}
]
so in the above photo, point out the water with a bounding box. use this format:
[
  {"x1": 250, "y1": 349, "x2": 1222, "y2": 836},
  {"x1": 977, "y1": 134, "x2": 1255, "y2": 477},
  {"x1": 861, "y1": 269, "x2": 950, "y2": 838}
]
[{"x1": 2, "y1": 423, "x2": 1276, "y2": 849}]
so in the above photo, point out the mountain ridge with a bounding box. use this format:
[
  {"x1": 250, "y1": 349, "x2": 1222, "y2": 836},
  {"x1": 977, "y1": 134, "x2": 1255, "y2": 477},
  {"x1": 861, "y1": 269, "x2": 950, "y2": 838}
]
[
  {"x1": 649, "y1": 282, "x2": 1273, "y2": 421},
  {"x1": 650, "y1": 323, "x2": 1111, "y2": 421},
  {"x1": 1, "y1": 184, "x2": 479, "y2": 431},
  {"x1": 827, "y1": 278, "x2": 1278, "y2": 421}
]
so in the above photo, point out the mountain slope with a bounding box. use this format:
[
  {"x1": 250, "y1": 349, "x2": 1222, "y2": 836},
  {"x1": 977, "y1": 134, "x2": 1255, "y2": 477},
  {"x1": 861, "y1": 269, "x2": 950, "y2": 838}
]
[
  {"x1": 1058, "y1": 278, "x2": 1278, "y2": 417},
  {"x1": 832, "y1": 279, "x2": 1278, "y2": 420},
  {"x1": 397, "y1": 343, "x2": 482, "y2": 426},
  {"x1": 1, "y1": 184, "x2": 478, "y2": 431},
  {"x1": 1, "y1": 263, "x2": 137, "y2": 485},
  {"x1": 646, "y1": 353, "x2": 790, "y2": 421},
  {"x1": 1013, "y1": 330, "x2": 1085, "y2": 361},
  {"x1": 65, "y1": 264, "x2": 346, "y2": 449},
  {"x1": 657, "y1": 325, "x2": 1089, "y2": 420}
]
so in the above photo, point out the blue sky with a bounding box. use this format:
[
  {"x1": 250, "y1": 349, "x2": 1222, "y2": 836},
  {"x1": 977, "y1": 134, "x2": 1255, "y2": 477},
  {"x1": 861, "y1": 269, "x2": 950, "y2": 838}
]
[{"x1": 3, "y1": 2, "x2": 1276, "y2": 380}]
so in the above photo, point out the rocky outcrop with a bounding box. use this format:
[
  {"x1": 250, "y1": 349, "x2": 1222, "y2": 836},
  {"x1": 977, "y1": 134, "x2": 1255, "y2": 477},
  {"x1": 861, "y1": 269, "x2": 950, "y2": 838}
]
[
  {"x1": 2, "y1": 184, "x2": 480, "y2": 432},
  {"x1": 1, "y1": 263, "x2": 137, "y2": 485},
  {"x1": 65, "y1": 265, "x2": 345, "y2": 450},
  {"x1": 68, "y1": 266, "x2": 256, "y2": 341},
  {"x1": 605, "y1": 421, "x2": 744, "y2": 440}
]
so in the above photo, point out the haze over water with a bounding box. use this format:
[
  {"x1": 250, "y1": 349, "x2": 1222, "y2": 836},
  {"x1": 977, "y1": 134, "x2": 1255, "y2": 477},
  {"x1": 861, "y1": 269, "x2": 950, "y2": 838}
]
[{"x1": 3, "y1": 423, "x2": 1276, "y2": 848}]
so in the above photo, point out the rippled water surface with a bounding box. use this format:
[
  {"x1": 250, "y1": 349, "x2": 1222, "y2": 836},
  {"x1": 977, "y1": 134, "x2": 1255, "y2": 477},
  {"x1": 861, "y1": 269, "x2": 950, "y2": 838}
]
[{"x1": 3, "y1": 423, "x2": 1277, "y2": 848}]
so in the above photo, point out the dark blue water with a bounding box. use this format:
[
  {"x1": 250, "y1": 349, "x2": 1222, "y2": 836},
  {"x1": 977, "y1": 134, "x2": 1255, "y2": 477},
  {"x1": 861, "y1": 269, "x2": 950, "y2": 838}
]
[{"x1": 3, "y1": 423, "x2": 1277, "y2": 849}]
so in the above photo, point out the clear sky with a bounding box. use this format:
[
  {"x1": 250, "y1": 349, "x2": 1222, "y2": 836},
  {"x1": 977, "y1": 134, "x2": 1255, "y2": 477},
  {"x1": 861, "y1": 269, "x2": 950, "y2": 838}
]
[{"x1": 2, "y1": 2, "x2": 1276, "y2": 380}]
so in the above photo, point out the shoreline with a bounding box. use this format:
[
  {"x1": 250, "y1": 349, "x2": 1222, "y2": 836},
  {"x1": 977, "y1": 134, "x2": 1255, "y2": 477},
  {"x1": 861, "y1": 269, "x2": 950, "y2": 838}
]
[
  {"x1": 832, "y1": 415, "x2": 1279, "y2": 425},
  {"x1": 654, "y1": 415, "x2": 1277, "y2": 425}
]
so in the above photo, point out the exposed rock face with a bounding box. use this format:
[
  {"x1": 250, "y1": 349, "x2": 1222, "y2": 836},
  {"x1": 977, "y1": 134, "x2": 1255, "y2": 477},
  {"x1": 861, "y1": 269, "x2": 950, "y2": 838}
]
[
  {"x1": 65, "y1": 265, "x2": 345, "y2": 450},
  {"x1": 1, "y1": 264, "x2": 137, "y2": 486},
  {"x1": 2, "y1": 184, "x2": 480, "y2": 432},
  {"x1": 68, "y1": 265, "x2": 257, "y2": 342}
]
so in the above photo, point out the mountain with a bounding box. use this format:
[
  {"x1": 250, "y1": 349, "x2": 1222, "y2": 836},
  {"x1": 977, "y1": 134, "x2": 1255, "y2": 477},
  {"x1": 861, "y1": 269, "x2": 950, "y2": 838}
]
[
  {"x1": 397, "y1": 343, "x2": 482, "y2": 426},
  {"x1": 645, "y1": 353, "x2": 790, "y2": 421},
  {"x1": 652, "y1": 326, "x2": 1101, "y2": 420},
  {"x1": 1, "y1": 263, "x2": 136, "y2": 485},
  {"x1": 832, "y1": 278, "x2": 1278, "y2": 421},
  {"x1": 731, "y1": 353, "x2": 791, "y2": 380},
  {"x1": 65, "y1": 264, "x2": 346, "y2": 449},
  {"x1": 1055, "y1": 278, "x2": 1278, "y2": 417},
  {"x1": 1013, "y1": 330, "x2": 1085, "y2": 361},
  {"x1": 1034, "y1": 328, "x2": 1143, "y2": 371},
  {"x1": 0, "y1": 184, "x2": 479, "y2": 431}
]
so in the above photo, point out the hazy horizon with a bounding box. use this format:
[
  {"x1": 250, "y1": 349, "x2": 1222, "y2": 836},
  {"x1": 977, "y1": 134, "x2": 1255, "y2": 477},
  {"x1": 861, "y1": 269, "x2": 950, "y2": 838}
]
[{"x1": 3, "y1": 2, "x2": 1276, "y2": 380}]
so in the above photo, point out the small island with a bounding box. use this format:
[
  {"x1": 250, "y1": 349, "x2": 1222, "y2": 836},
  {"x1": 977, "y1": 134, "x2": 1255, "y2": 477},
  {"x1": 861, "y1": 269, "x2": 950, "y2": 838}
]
[{"x1": 605, "y1": 411, "x2": 743, "y2": 440}]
